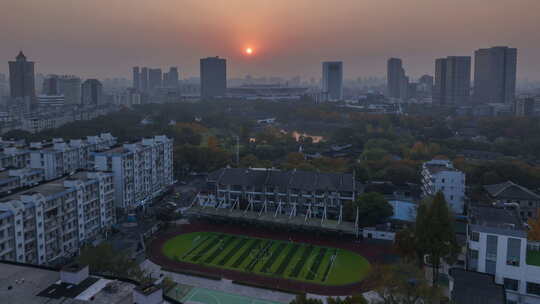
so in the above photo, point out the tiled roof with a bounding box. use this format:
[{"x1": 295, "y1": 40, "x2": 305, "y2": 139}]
[
  {"x1": 208, "y1": 167, "x2": 356, "y2": 192},
  {"x1": 484, "y1": 181, "x2": 540, "y2": 200}
]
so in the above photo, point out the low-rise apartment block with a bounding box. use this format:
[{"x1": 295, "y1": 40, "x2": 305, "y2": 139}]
[
  {"x1": 0, "y1": 168, "x2": 44, "y2": 195},
  {"x1": 29, "y1": 134, "x2": 117, "y2": 180},
  {"x1": 93, "y1": 135, "x2": 174, "y2": 210},
  {"x1": 0, "y1": 171, "x2": 115, "y2": 265}
]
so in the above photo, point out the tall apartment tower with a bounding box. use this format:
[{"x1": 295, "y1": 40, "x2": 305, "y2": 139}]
[
  {"x1": 81, "y1": 79, "x2": 103, "y2": 105},
  {"x1": 433, "y1": 56, "x2": 471, "y2": 105},
  {"x1": 58, "y1": 76, "x2": 82, "y2": 105},
  {"x1": 9, "y1": 51, "x2": 35, "y2": 100},
  {"x1": 322, "y1": 61, "x2": 343, "y2": 101},
  {"x1": 200, "y1": 57, "x2": 227, "y2": 98},
  {"x1": 133, "y1": 67, "x2": 140, "y2": 90},
  {"x1": 474, "y1": 46, "x2": 517, "y2": 104},
  {"x1": 387, "y1": 58, "x2": 408, "y2": 100},
  {"x1": 42, "y1": 75, "x2": 60, "y2": 95},
  {"x1": 163, "y1": 67, "x2": 179, "y2": 88},
  {"x1": 140, "y1": 67, "x2": 149, "y2": 92},
  {"x1": 148, "y1": 68, "x2": 162, "y2": 91}
]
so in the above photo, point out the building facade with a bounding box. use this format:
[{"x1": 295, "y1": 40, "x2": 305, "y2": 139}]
[
  {"x1": 8, "y1": 51, "x2": 35, "y2": 100},
  {"x1": 200, "y1": 57, "x2": 227, "y2": 98},
  {"x1": 467, "y1": 205, "x2": 540, "y2": 304},
  {"x1": 93, "y1": 135, "x2": 174, "y2": 210},
  {"x1": 433, "y1": 56, "x2": 471, "y2": 105},
  {"x1": 81, "y1": 79, "x2": 103, "y2": 105},
  {"x1": 421, "y1": 159, "x2": 466, "y2": 213},
  {"x1": 198, "y1": 167, "x2": 357, "y2": 220},
  {"x1": 29, "y1": 134, "x2": 118, "y2": 181},
  {"x1": 474, "y1": 46, "x2": 517, "y2": 104},
  {"x1": 322, "y1": 61, "x2": 343, "y2": 101},
  {"x1": 484, "y1": 181, "x2": 540, "y2": 220},
  {"x1": 387, "y1": 58, "x2": 409, "y2": 100},
  {"x1": 0, "y1": 171, "x2": 115, "y2": 265}
]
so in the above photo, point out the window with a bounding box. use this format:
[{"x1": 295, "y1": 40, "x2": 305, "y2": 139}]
[
  {"x1": 506, "y1": 238, "x2": 521, "y2": 266},
  {"x1": 504, "y1": 278, "x2": 519, "y2": 291},
  {"x1": 471, "y1": 231, "x2": 480, "y2": 242},
  {"x1": 527, "y1": 282, "x2": 540, "y2": 296}
]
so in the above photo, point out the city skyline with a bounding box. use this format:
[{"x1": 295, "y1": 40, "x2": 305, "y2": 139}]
[{"x1": 1, "y1": 0, "x2": 540, "y2": 80}]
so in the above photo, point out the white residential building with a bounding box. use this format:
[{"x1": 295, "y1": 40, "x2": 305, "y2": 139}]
[
  {"x1": 93, "y1": 135, "x2": 174, "y2": 210},
  {"x1": 0, "y1": 168, "x2": 44, "y2": 195},
  {"x1": 29, "y1": 134, "x2": 117, "y2": 180},
  {"x1": 0, "y1": 171, "x2": 115, "y2": 265},
  {"x1": 467, "y1": 205, "x2": 540, "y2": 304},
  {"x1": 421, "y1": 159, "x2": 466, "y2": 214},
  {"x1": 0, "y1": 146, "x2": 31, "y2": 169}
]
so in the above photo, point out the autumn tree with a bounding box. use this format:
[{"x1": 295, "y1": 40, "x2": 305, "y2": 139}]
[
  {"x1": 415, "y1": 193, "x2": 460, "y2": 286},
  {"x1": 528, "y1": 210, "x2": 540, "y2": 241},
  {"x1": 370, "y1": 263, "x2": 441, "y2": 304}
]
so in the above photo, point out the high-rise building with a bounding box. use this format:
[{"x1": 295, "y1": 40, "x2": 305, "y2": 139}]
[
  {"x1": 140, "y1": 67, "x2": 149, "y2": 92},
  {"x1": 418, "y1": 74, "x2": 434, "y2": 96},
  {"x1": 163, "y1": 67, "x2": 179, "y2": 88},
  {"x1": 8, "y1": 51, "x2": 35, "y2": 100},
  {"x1": 200, "y1": 56, "x2": 227, "y2": 98},
  {"x1": 387, "y1": 58, "x2": 409, "y2": 100},
  {"x1": 433, "y1": 56, "x2": 471, "y2": 105},
  {"x1": 42, "y1": 75, "x2": 60, "y2": 95},
  {"x1": 81, "y1": 79, "x2": 103, "y2": 105},
  {"x1": 322, "y1": 61, "x2": 343, "y2": 101},
  {"x1": 148, "y1": 68, "x2": 162, "y2": 91},
  {"x1": 58, "y1": 76, "x2": 82, "y2": 105},
  {"x1": 132, "y1": 66, "x2": 140, "y2": 90},
  {"x1": 474, "y1": 46, "x2": 517, "y2": 104}
]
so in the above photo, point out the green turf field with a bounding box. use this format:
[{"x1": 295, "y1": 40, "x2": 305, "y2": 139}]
[{"x1": 162, "y1": 232, "x2": 370, "y2": 286}]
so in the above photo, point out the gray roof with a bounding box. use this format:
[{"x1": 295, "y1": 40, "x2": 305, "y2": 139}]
[
  {"x1": 0, "y1": 262, "x2": 136, "y2": 304},
  {"x1": 450, "y1": 268, "x2": 505, "y2": 304},
  {"x1": 208, "y1": 167, "x2": 356, "y2": 192},
  {"x1": 484, "y1": 181, "x2": 540, "y2": 201},
  {"x1": 469, "y1": 205, "x2": 525, "y2": 236}
]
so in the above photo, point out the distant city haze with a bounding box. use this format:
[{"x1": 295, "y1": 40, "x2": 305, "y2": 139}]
[{"x1": 1, "y1": 0, "x2": 540, "y2": 80}]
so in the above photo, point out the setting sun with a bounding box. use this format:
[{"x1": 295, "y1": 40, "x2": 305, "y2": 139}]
[{"x1": 245, "y1": 47, "x2": 253, "y2": 55}]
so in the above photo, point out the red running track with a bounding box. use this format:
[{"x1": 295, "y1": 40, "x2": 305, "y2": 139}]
[{"x1": 147, "y1": 220, "x2": 396, "y2": 296}]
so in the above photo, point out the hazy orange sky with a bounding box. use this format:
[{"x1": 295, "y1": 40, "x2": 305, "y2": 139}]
[{"x1": 1, "y1": 0, "x2": 539, "y2": 80}]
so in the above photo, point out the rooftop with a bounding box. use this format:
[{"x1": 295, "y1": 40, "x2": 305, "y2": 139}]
[
  {"x1": 449, "y1": 268, "x2": 505, "y2": 304},
  {"x1": 208, "y1": 167, "x2": 356, "y2": 192},
  {"x1": 484, "y1": 181, "x2": 540, "y2": 201},
  {"x1": 469, "y1": 205, "x2": 524, "y2": 232},
  {"x1": 0, "y1": 262, "x2": 137, "y2": 304}
]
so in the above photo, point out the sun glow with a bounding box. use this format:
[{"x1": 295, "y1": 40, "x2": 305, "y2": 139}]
[{"x1": 245, "y1": 47, "x2": 253, "y2": 55}]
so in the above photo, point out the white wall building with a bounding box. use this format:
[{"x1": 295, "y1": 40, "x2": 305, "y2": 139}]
[
  {"x1": 0, "y1": 171, "x2": 115, "y2": 265},
  {"x1": 29, "y1": 134, "x2": 117, "y2": 181},
  {"x1": 421, "y1": 159, "x2": 466, "y2": 214},
  {"x1": 467, "y1": 205, "x2": 540, "y2": 304},
  {"x1": 93, "y1": 135, "x2": 174, "y2": 210}
]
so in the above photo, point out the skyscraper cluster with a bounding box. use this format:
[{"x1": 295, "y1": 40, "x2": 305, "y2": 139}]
[
  {"x1": 387, "y1": 46, "x2": 517, "y2": 106},
  {"x1": 132, "y1": 66, "x2": 179, "y2": 92}
]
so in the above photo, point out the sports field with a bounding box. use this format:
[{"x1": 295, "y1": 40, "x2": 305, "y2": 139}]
[{"x1": 162, "y1": 232, "x2": 370, "y2": 286}]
